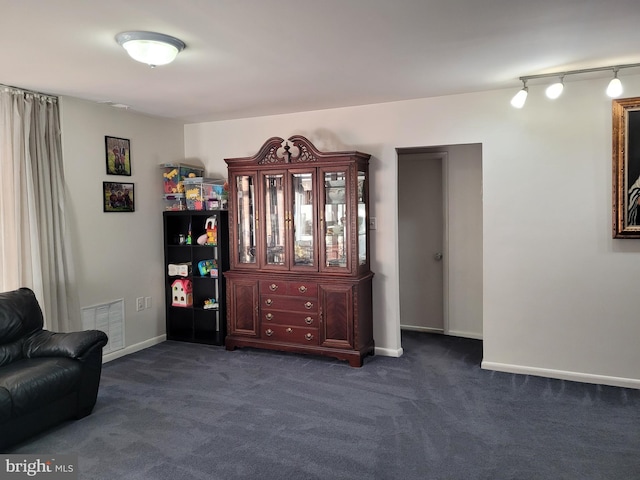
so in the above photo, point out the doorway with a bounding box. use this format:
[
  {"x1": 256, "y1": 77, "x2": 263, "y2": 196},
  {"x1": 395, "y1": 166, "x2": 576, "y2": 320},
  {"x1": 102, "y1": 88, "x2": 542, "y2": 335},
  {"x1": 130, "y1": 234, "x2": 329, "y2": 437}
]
[
  {"x1": 397, "y1": 144, "x2": 483, "y2": 339},
  {"x1": 398, "y1": 152, "x2": 445, "y2": 332}
]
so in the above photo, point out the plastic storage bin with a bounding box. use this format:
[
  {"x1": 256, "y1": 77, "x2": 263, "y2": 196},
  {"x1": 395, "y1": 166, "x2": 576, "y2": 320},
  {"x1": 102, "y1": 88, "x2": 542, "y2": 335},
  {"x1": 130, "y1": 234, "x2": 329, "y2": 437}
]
[
  {"x1": 161, "y1": 163, "x2": 205, "y2": 194},
  {"x1": 163, "y1": 194, "x2": 187, "y2": 211},
  {"x1": 183, "y1": 178, "x2": 225, "y2": 210}
]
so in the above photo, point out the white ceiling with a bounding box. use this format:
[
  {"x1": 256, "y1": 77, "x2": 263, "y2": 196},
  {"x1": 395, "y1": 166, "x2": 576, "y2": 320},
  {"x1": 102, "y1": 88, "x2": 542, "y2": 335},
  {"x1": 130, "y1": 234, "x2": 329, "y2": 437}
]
[{"x1": 3, "y1": 0, "x2": 640, "y2": 124}]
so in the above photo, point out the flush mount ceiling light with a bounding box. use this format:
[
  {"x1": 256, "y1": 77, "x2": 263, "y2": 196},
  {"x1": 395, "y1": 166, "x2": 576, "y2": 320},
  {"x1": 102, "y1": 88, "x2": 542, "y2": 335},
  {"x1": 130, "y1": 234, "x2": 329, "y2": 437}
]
[
  {"x1": 510, "y1": 63, "x2": 640, "y2": 108},
  {"x1": 115, "y1": 31, "x2": 185, "y2": 67}
]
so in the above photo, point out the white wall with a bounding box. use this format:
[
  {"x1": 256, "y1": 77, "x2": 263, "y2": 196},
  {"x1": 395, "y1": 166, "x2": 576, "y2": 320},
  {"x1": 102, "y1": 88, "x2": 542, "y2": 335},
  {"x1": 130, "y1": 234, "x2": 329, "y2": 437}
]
[
  {"x1": 60, "y1": 97, "x2": 184, "y2": 360},
  {"x1": 185, "y1": 73, "x2": 640, "y2": 388}
]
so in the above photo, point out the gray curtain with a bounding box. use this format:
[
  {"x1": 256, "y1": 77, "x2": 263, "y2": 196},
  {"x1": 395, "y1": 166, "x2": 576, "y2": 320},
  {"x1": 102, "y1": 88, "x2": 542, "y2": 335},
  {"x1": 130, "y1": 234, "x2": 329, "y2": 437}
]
[{"x1": 0, "y1": 85, "x2": 79, "y2": 331}]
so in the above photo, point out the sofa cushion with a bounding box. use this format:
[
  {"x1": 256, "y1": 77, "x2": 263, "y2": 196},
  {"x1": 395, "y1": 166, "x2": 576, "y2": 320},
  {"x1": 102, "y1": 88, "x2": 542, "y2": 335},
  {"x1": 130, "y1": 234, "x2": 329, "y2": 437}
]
[
  {"x1": 0, "y1": 386, "x2": 11, "y2": 423},
  {"x1": 0, "y1": 339, "x2": 24, "y2": 368},
  {"x1": 0, "y1": 288, "x2": 44, "y2": 345},
  {"x1": 0, "y1": 357, "x2": 81, "y2": 417}
]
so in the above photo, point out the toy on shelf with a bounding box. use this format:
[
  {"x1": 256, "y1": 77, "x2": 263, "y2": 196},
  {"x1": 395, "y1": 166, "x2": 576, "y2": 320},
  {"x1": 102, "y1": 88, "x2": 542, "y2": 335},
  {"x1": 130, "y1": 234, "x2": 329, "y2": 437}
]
[
  {"x1": 196, "y1": 216, "x2": 217, "y2": 245},
  {"x1": 205, "y1": 216, "x2": 217, "y2": 245},
  {"x1": 185, "y1": 221, "x2": 192, "y2": 245},
  {"x1": 197, "y1": 259, "x2": 218, "y2": 277},
  {"x1": 203, "y1": 298, "x2": 218, "y2": 310},
  {"x1": 168, "y1": 262, "x2": 191, "y2": 277},
  {"x1": 171, "y1": 279, "x2": 193, "y2": 307}
]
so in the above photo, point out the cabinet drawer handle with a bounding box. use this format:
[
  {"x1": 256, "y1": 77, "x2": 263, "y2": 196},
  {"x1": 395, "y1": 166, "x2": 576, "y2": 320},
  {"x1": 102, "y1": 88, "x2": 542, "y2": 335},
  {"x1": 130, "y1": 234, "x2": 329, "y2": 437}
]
[
  {"x1": 265, "y1": 298, "x2": 273, "y2": 306},
  {"x1": 265, "y1": 313, "x2": 274, "y2": 321},
  {"x1": 298, "y1": 285, "x2": 307, "y2": 293},
  {"x1": 285, "y1": 327, "x2": 293, "y2": 333},
  {"x1": 269, "y1": 283, "x2": 278, "y2": 291},
  {"x1": 304, "y1": 301, "x2": 313, "y2": 310},
  {"x1": 305, "y1": 333, "x2": 314, "y2": 341},
  {"x1": 304, "y1": 316, "x2": 313, "y2": 325},
  {"x1": 265, "y1": 328, "x2": 274, "y2": 336}
]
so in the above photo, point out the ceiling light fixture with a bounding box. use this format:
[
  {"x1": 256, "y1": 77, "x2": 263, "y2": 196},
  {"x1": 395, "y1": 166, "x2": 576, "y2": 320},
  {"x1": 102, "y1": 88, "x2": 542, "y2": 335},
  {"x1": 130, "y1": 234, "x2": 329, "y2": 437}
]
[
  {"x1": 511, "y1": 63, "x2": 640, "y2": 108},
  {"x1": 606, "y1": 68, "x2": 623, "y2": 98},
  {"x1": 545, "y1": 76, "x2": 564, "y2": 99},
  {"x1": 510, "y1": 80, "x2": 528, "y2": 108},
  {"x1": 116, "y1": 31, "x2": 185, "y2": 67}
]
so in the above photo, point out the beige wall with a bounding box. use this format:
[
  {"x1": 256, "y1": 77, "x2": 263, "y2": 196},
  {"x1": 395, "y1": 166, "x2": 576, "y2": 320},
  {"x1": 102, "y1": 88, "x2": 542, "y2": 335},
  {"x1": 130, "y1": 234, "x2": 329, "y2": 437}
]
[
  {"x1": 184, "y1": 73, "x2": 640, "y2": 388},
  {"x1": 55, "y1": 74, "x2": 640, "y2": 387},
  {"x1": 60, "y1": 97, "x2": 184, "y2": 360}
]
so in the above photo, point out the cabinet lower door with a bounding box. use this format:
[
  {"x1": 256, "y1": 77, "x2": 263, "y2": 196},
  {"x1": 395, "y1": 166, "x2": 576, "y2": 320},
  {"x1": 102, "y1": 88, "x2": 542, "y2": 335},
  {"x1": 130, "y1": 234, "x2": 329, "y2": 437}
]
[
  {"x1": 227, "y1": 278, "x2": 259, "y2": 337},
  {"x1": 319, "y1": 284, "x2": 353, "y2": 349}
]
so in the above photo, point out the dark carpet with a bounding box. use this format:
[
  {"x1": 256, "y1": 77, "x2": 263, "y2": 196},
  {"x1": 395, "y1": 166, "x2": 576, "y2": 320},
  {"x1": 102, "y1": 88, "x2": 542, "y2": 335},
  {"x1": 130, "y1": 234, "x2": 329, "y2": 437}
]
[{"x1": 7, "y1": 331, "x2": 640, "y2": 479}]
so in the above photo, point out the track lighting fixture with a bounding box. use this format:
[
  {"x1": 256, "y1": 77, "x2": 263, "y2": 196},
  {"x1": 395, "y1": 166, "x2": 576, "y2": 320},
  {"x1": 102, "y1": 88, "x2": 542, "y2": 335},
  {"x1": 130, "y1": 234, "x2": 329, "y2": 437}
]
[{"x1": 510, "y1": 63, "x2": 640, "y2": 108}]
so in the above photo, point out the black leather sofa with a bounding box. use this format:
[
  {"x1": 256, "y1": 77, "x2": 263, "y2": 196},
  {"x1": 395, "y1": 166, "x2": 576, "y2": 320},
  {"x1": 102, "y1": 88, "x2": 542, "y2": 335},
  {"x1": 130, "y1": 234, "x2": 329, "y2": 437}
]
[{"x1": 0, "y1": 288, "x2": 108, "y2": 450}]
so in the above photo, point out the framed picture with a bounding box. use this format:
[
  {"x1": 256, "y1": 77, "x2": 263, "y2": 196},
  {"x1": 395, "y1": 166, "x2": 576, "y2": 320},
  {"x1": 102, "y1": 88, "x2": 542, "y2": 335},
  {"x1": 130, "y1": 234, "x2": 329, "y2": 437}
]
[
  {"x1": 613, "y1": 97, "x2": 640, "y2": 238},
  {"x1": 105, "y1": 136, "x2": 131, "y2": 176},
  {"x1": 103, "y1": 182, "x2": 134, "y2": 212}
]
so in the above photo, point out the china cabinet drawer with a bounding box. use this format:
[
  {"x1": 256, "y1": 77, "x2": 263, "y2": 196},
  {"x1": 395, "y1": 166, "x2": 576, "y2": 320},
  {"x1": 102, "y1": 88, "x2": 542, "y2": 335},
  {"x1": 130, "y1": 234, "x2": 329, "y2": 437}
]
[
  {"x1": 262, "y1": 310, "x2": 318, "y2": 327},
  {"x1": 260, "y1": 280, "x2": 317, "y2": 297},
  {"x1": 262, "y1": 325, "x2": 319, "y2": 345},
  {"x1": 260, "y1": 295, "x2": 317, "y2": 312}
]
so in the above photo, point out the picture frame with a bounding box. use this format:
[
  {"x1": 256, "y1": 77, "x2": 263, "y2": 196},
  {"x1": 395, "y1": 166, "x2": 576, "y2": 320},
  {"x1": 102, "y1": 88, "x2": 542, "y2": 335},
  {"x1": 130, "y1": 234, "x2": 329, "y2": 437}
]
[
  {"x1": 613, "y1": 97, "x2": 640, "y2": 238},
  {"x1": 103, "y1": 182, "x2": 134, "y2": 212},
  {"x1": 105, "y1": 136, "x2": 131, "y2": 176}
]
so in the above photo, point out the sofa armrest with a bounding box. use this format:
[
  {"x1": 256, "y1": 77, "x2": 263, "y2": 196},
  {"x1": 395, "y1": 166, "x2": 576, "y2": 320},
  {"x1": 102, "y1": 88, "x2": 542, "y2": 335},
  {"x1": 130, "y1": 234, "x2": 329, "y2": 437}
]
[{"x1": 23, "y1": 330, "x2": 108, "y2": 360}]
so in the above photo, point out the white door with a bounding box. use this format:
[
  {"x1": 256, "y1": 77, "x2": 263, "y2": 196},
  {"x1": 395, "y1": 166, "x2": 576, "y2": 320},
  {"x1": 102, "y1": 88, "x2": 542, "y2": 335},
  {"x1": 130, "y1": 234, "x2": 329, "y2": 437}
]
[{"x1": 398, "y1": 153, "x2": 444, "y2": 332}]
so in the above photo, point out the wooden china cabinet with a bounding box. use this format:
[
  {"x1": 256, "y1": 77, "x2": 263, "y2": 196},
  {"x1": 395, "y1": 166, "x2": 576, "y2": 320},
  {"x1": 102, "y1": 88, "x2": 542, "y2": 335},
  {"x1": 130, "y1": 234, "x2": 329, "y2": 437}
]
[{"x1": 224, "y1": 135, "x2": 374, "y2": 367}]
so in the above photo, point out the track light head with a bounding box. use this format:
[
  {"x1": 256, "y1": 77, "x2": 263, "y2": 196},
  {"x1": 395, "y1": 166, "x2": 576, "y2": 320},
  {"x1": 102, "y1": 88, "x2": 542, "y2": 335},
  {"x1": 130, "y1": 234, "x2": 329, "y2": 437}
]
[
  {"x1": 606, "y1": 69, "x2": 623, "y2": 98},
  {"x1": 511, "y1": 80, "x2": 528, "y2": 108},
  {"x1": 545, "y1": 76, "x2": 564, "y2": 99}
]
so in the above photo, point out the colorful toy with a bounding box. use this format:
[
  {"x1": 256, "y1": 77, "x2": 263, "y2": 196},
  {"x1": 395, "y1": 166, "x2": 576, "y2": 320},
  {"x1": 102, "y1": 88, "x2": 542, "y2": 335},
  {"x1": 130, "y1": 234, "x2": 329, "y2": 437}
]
[
  {"x1": 203, "y1": 298, "x2": 217, "y2": 310},
  {"x1": 163, "y1": 168, "x2": 179, "y2": 193},
  {"x1": 205, "y1": 216, "x2": 217, "y2": 245},
  {"x1": 197, "y1": 259, "x2": 217, "y2": 277},
  {"x1": 171, "y1": 279, "x2": 192, "y2": 307},
  {"x1": 185, "y1": 221, "x2": 192, "y2": 245}
]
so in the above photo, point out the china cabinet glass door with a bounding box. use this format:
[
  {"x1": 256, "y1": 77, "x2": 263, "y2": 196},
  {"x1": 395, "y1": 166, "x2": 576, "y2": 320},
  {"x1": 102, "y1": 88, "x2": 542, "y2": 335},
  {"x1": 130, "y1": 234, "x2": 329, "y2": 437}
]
[
  {"x1": 322, "y1": 170, "x2": 348, "y2": 270},
  {"x1": 291, "y1": 171, "x2": 316, "y2": 268},
  {"x1": 263, "y1": 172, "x2": 286, "y2": 268},
  {"x1": 235, "y1": 174, "x2": 256, "y2": 266},
  {"x1": 357, "y1": 169, "x2": 367, "y2": 267}
]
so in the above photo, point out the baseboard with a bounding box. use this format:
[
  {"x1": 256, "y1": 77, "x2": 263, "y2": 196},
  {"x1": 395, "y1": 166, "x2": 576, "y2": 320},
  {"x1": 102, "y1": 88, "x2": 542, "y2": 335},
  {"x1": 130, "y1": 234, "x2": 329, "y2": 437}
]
[
  {"x1": 401, "y1": 325, "x2": 483, "y2": 340},
  {"x1": 102, "y1": 335, "x2": 167, "y2": 363},
  {"x1": 481, "y1": 361, "x2": 640, "y2": 390},
  {"x1": 375, "y1": 346, "x2": 404, "y2": 358},
  {"x1": 446, "y1": 329, "x2": 483, "y2": 340},
  {"x1": 401, "y1": 325, "x2": 443, "y2": 334}
]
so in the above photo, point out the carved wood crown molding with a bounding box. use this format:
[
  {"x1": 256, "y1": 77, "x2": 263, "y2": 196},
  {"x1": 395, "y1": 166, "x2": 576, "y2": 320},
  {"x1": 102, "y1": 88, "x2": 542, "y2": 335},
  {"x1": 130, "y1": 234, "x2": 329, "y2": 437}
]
[
  {"x1": 225, "y1": 135, "x2": 370, "y2": 167},
  {"x1": 256, "y1": 135, "x2": 322, "y2": 165}
]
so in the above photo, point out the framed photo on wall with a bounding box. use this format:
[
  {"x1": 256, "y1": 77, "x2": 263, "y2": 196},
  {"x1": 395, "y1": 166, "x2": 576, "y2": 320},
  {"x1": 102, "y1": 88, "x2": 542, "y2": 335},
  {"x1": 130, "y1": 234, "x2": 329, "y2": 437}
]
[
  {"x1": 105, "y1": 136, "x2": 131, "y2": 176},
  {"x1": 613, "y1": 97, "x2": 640, "y2": 238},
  {"x1": 103, "y1": 182, "x2": 134, "y2": 212}
]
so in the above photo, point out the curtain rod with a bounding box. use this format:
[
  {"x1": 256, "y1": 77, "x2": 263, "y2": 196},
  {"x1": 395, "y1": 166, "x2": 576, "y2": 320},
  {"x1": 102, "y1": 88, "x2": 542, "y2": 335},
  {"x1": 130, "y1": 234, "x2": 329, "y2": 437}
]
[{"x1": 0, "y1": 83, "x2": 58, "y2": 102}]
